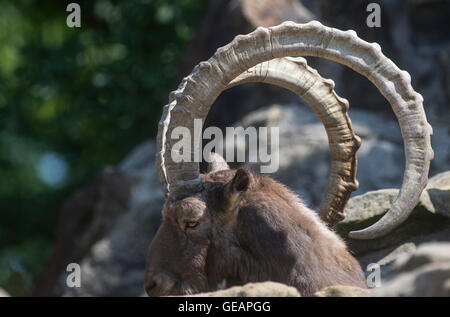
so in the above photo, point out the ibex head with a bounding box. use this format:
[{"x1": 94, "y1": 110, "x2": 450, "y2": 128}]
[
  {"x1": 145, "y1": 161, "x2": 254, "y2": 296},
  {"x1": 145, "y1": 21, "x2": 433, "y2": 296}
]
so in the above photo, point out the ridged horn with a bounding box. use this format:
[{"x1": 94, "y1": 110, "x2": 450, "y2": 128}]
[
  {"x1": 156, "y1": 21, "x2": 433, "y2": 239},
  {"x1": 227, "y1": 57, "x2": 360, "y2": 226}
]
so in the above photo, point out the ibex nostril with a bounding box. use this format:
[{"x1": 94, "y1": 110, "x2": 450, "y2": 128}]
[{"x1": 145, "y1": 281, "x2": 157, "y2": 296}]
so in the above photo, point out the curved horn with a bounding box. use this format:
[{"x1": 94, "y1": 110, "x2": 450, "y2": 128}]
[
  {"x1": 207, "y1": 152, "x2": 230, "y2": 173},
  {"x1": 227, "y1": 57, "x2": 360, "y2": 226},
  {"x1": 156, "y1": 21, "x2": 433, "y2": 239}
]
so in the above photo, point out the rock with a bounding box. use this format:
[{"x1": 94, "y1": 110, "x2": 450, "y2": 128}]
[
  {"x1": 34, "y1": 167, "x2": 138, "y2": 296},
  {"x1": 370, "y1": 243, "x2": 450, "y2": 297},
  {"x1": 192, "y1": 282, "x2": 300, "y2": 297},
  {"x1": 0, "y1": 288, "x2": 10, "y2": 297},
  {"x1": 428, "y1": 170, "x2": 450, "y2": 189},
  {"x1": 35, "y1": 141, "x2": 164, "y2": 296},
  {"x1": 58, "y1": 141, "x2": 164, "y2": 297},
  {"x1": 375, "y1": 243, "x2": 417, "y2": 267},
  {"x1": 426, "y1": 171, "x2": 450, "y2": 218},
  {"x1": 237, "y1": 103, "x2": 331, "y2": 206},
  {"x1": 314, "y1": 285, "x2": 370, "y2": 297},
  {"x1": 340, "y1": 189, "x2": 400, "y2": 224},
  {"x1": 358, "y1": 242, "x2": 417, "y2": 280},
  {"x1": 335, "y1": 171, "x2": 450, "y2": 256},
  {"x1": 371, "y1": 263, "x2": 450, "y2": 296},
  {"x1": 359, "y1": 226, "x2": 450, "y2": 274},
  {"x1": 387, "y1": 243, "x2": 450, "y2": 273}
]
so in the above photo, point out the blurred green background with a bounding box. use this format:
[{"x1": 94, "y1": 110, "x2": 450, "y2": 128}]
[{"x1": 0, "y1": 0, "x2": 207, "y2": 296}]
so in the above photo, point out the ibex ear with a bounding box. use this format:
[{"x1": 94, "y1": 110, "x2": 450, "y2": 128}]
[
  {"x1": 229, "y1": 168, "x2": 251, "y2": 193},
  {"x1": 206, "y1": 152, "x2": 230, "y2": 173},
  {"x1": 223, "y1": 168, "x2": 252, "y2": 212}
]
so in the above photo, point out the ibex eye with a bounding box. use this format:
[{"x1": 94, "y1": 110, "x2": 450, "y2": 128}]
[{"x1": 185, "y1": 221, "x2": 199, "y2": 229}]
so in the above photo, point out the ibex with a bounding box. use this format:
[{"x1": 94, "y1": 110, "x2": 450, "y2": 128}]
[{"x1": 145, "y1": 21, "x2": 433, "y2": 296}]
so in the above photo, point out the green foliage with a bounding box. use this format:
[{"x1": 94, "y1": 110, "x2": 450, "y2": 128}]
[
  {"x1": 0, "y1": 238, "x2": 51, "y2": 296},
  {"x1": 0, "y1": 0, "x2": 207, "y2": 295}
]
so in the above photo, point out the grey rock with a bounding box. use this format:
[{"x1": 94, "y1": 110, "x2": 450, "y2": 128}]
[
  {"x1": 358, "y1": 243, "x2": 417, "y2": 281},
  {"x1": 357, "y1": 232, "x2": 450, "y2": 295},
  {"x1": 372, "y1": 262, "x2": 450, "y2": 296},
  {"x1": 428, "y1": 170, "x2": 450, "y2": 189},
  {"x1": 237, "y1": 103, "x2": 331, "y2": 206},
  {"x1": 334, "y1": 170, "x2": 450, "y2": 256},
  {"x1": 314, "y1": 285, "x2": 369, "y2": 297},
  {"x1": 57, "y1": 141, "x2": 164, "y2": 297},
  {"x1": 192, "y1": 281, "x2": 300, "y2": 297},
  {"x1": 386, "y1": 243, "x2": 450, "y2": 274},
  {"x1": 426, "y1": 171, "x2": 450, "y2": 218},
  {"x1": 35, "y1": 166, "x2": 138, "y2": 296},
  {"x1": 370, "y1": 243, "x2": 450, "y2": 297}
]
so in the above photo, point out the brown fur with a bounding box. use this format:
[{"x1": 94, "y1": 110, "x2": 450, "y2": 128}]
[{"x1": 145, "y1": 168, "x2": 366, "y2": 296}]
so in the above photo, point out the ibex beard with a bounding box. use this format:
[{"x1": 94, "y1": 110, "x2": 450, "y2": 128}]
[{"x1": 145, "y1": 155, "x2": 366, "y2": 297}]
